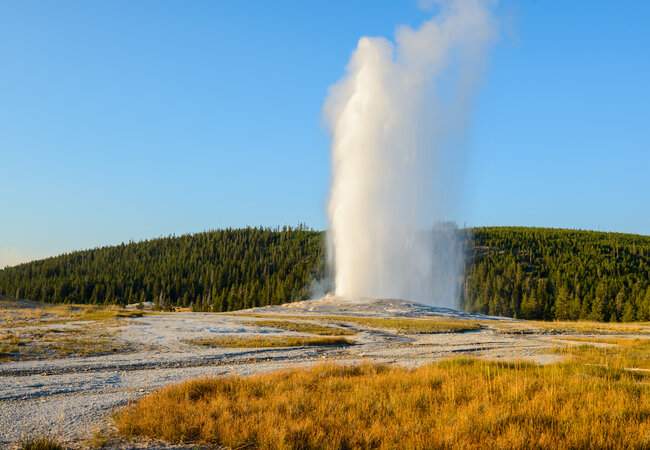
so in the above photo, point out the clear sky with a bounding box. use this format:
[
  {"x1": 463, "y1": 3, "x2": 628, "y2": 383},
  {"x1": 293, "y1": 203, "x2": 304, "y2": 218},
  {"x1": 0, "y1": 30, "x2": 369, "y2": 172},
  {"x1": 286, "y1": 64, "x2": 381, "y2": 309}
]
[{"x1": 1, "y1": 1, "x2": 649, "y2": 267}]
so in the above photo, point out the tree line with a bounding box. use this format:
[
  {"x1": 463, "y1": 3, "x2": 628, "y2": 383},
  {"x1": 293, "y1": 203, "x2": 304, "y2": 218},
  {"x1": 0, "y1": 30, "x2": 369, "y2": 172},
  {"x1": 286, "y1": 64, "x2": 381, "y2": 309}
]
[
  {"x1": 463, "y1": 227, "x2": 650, "y2": 321},
  {"x1": 0, "y1": 226, "x2": 325, "y2": 312},
  {"x1": 0, "y1": 226, "x2": 648, "y2": 321}
]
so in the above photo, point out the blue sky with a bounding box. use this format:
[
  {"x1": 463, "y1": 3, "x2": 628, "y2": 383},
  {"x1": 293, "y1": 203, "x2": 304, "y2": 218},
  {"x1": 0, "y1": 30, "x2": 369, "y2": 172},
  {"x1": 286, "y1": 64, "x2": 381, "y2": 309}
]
[{"x1": 1, "y1": 1, "x2": 649, "y2": 267}]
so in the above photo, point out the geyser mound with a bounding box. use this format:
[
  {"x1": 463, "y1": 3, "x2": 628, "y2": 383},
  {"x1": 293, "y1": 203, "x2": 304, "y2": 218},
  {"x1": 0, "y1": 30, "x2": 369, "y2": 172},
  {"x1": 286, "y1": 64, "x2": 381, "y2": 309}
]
[
  {"x1": 324, "y1": 0, "x2": 496, "y2": 308},
  {"x1": 254, "y1": 294, "x2": 496, "y2": 320}
]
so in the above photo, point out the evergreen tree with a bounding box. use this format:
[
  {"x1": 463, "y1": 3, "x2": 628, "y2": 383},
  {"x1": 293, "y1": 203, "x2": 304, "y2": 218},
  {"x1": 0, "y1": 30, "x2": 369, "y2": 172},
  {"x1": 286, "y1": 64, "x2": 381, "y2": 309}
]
[
  {"x1": 554, "y1": 286, "x2": 571, "y2": 320},
  {"x1": 622, "y1": 300, "x2": 636, "y2": 322}
]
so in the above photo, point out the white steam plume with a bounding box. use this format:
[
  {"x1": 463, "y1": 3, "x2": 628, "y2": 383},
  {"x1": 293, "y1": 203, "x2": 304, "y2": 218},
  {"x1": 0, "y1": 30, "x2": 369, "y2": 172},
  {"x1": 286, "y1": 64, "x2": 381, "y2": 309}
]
[{"x1": 324, "y1": 0, "x2": 496, "y2": 307}]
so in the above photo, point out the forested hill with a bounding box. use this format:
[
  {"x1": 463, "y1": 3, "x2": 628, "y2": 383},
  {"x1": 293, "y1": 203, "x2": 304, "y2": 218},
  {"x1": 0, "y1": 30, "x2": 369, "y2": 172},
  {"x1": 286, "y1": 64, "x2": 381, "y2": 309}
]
[
  {"x1": 0, "y1": 227, "x2": 325, "y2": 312},
  {"x1": 0, "y1": 226, "x2": 649, "y2": 321},
  {"x1": 463, "y1": 227, "x2": 650, "y2": 321}
]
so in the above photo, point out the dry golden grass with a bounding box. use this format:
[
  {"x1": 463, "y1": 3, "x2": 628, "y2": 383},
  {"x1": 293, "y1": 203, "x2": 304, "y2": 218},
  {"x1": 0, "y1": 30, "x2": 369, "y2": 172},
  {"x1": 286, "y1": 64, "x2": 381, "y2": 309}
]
[
  {"x1": 19, "y1": 436, "x2": 65, "y2": 450},
  {"x1": 0, "y1": 325, "x2": 131, "y2": 362},
  {"x1": 555, "y1": 336, "x2": 640, "y2": 345},
  {"x1": 84, "y1": 429, "x2": 111, "y2": 449},
  {"x1": 186, "y1": 335, "x2": 352, "y2": 349},
  {"x1": 325, "y1": 316, "x2": 482, "y2": 333},
  {"x1": 233, "y1": 312, "x2": 650, "y2": 336},
  {"x1": 490, "y1": 319, "x2": 650, "y2": 335},
  {"x1": 243, "y1": 320, "x2": 356, "y2": 336},
  {"x1": 0, "y1": 301, "x2": 146, "y2": 361},
  {"x1": 0, "y1": 300, "x2": 146, "y2": 328},
  {"x1": 554, "y1": 337, "x2": 650, "y2": 370},
  {"x1": 0, "y1": 332, "x2": 21, "y2": 360},
  {"x1": 235, "y1": 313, "x2": 481, "y2": 334},
  {"x1": 115, "y1": 354, "x2": 650, "y2": 449}
]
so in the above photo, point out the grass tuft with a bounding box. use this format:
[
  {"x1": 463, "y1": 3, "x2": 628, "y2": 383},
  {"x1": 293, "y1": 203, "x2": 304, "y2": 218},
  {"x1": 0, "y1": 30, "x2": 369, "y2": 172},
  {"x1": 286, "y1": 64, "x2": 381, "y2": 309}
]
[{"x1": 19, "y1": 436, "x2": 65, "y2": 450}]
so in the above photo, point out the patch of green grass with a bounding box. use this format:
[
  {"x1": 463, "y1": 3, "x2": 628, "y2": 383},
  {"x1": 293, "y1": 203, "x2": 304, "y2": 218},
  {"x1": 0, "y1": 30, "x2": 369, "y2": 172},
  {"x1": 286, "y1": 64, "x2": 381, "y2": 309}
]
[
  {"x1": 186, "y1": 335, "x2": 353, "y2": 348},
  {"x1": 76, "y1": 308, "x2": 144, "y2": 321},
  {"x1": 243, "y1": 320, "x2": 355, "y2": 336}
]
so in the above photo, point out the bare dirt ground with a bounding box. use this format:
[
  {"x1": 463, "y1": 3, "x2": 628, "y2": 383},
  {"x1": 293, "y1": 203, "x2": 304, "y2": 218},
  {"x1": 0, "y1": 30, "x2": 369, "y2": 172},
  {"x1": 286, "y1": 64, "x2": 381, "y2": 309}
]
[{"x1": 1, "y1": 296, "x2": 648, "y2": 448}]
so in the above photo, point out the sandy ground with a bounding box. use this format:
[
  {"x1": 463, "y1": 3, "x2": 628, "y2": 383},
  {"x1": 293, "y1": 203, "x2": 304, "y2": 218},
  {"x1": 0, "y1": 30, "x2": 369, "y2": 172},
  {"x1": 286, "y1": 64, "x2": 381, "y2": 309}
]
[{"x1": 0, "y1": 297, "x2": 633, "y2": 448}]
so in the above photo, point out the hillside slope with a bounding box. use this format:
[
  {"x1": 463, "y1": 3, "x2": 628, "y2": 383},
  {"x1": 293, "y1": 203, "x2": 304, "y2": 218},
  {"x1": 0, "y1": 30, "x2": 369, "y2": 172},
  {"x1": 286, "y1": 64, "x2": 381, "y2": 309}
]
[
  {"x1": 1, "y1": 226, "x2": 648, "y2": 321},
  {"x1": 0, "y1": 226, "x2": 324, "y2": 312},
  {"x1": 464, "y1": 227, "x2": 650, "y2": 321}
]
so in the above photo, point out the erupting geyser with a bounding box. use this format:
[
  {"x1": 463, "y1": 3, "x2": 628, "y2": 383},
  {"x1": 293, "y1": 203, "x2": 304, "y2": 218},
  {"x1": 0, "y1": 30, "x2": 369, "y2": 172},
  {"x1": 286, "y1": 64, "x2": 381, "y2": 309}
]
[{"x1": 324, "y1": 0, "x2": 496, "y2": 308}]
